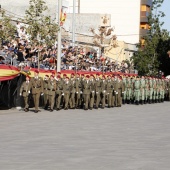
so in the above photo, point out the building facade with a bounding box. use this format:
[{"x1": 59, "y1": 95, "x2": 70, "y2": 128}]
[
  {"x1": 73, "y1": 0, "x2": 152, "y2": 44},
  {"x1": 2, "y1": 0, "x2": 151, "y2": 44},
  {"x1": 1, "y1": 0, "x2": 151, "y2": 63},
  {"x1": 140, "y1": 0, "x2": 152, "y2": 38}
]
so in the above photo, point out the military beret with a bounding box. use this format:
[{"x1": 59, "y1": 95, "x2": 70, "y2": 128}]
[
  {"x1": 34, "y1": 70, "x2": 39, "y2": 73},
  {"x1": 51, "y1": 71, "x2": 55, "y2": 75}
]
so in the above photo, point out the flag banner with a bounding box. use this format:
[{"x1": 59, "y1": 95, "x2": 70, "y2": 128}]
[
  {"x1": 60, "y1": 6, "x2": 67, "y2": 26},
  {"x1": 0, "y1": 65, "x2": 20, "y2": 81},
  {"x1": 0, "y1": 65, "x2": 137, "y2": 82}
]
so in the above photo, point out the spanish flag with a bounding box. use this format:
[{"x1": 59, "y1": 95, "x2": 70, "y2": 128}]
[
  {"x1": 60, "y1": 7, "x2": 66, "y2": 26},
  {"x1": 0, "y1": 65, "x2": 20, "y2": 81}
]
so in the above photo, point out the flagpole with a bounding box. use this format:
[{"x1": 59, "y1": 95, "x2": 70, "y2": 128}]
[
  {"x1": 57, "y1": 0, "x2": 62, "y2": 72},
  {"x1": 72, "y1": 0, "x2": 76, "y2": 47}
]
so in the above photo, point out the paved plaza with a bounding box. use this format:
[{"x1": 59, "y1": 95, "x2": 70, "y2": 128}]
[{"x1": 0, "y1": 102, "x2": 170, "y2": 170}]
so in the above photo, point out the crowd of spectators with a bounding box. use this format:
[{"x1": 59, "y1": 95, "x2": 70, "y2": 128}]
[{"x1": 0, "y1": 22, "x2": 132, "y2": 73}]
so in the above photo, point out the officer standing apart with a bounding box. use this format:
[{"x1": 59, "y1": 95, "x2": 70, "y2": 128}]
[{"x1": 20, "y1": 75, "x2": 31, "y2": 112}]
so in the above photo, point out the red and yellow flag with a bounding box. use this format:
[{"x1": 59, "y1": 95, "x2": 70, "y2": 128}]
[
  {"x1": 60, "y1": 7, "x2": 67, "y2": 26},
  {"x1": 0, "y1": 65, "x2": 20, "y2": 81}
]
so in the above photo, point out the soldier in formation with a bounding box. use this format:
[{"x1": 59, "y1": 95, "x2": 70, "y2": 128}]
[
  {"x1": 20, "y1": 71, "x2": 170, "y2": 112},
  {"x1": 123, "y1": 75, "x2": 169, "y2": 105}
]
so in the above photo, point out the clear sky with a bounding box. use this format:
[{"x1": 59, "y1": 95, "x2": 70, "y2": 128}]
[{"x1": 160, "y1": 0, "x2": 170, "y2": 32}]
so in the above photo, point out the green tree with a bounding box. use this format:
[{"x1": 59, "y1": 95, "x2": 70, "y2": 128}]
[
  {"x1": 157, "y1": 35, "x2": 170, "y2": 76},
  {"x1": 25, "y1": 0, "x2": 59, "y2": 47},
  {"x1": 131, "y1": 0, "x2": 170, "y2": 76},
  {"x1": 0, "y1": 10, "x2": 16, "y2": 47}
]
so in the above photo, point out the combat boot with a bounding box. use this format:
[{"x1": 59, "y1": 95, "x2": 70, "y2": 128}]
[
  {"x1": 44, "y1": 105, "x2": 48, "y2": 110},
  {"x1": 24, "y1": 108, "x2": 28, "y2": 112},
  {"x1": 122, "y1": 100, "x2": 125, "y2": 104}
]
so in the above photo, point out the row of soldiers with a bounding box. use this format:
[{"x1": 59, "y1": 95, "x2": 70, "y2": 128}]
[
  {"x1": 123, "y1": 75, "x2": 170, "y2": 104},
  {"x1": 20, "y1": 70, "x2": 170, "y2": 112}
]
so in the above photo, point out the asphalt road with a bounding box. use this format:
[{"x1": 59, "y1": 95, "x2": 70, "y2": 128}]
[{"x1": 0, "y1": 102, "x2": 170, "y2": 170}]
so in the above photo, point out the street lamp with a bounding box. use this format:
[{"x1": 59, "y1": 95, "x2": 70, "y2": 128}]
[
  {"x1": 57, "y1": 0, "x2": 62, "y2": 72},
  {"x1": 72, "y1": 0, "x2": 76, "y2": 47}
]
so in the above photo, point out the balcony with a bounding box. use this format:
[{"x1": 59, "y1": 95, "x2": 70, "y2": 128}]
[
  {"x1": 140, "y1": 29, "x2": 149, "y2": 37},
  {"x1": 140, "y1": 11, "x2": 150, "y2": 23},
  {"x1": 141, "y1": 11, "x2": 150, "y2": 17},
  {"x1": 140, "y1": 16, "x2": 148, "y2": 22},
  {"x1": 141, "y1": 0, "x2": 152, "y2": 7}
]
